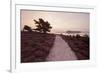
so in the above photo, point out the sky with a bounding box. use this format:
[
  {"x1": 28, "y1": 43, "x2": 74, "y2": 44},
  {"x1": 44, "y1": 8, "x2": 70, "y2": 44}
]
[{"x1": 21, "y1": 10, "x2": 89, "y2": 33}]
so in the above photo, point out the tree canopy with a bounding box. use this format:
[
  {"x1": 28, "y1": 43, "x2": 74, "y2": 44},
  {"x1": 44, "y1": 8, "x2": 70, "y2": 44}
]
[{"x1": 33, "y1": 18, "x2": 52, "y2": 33}]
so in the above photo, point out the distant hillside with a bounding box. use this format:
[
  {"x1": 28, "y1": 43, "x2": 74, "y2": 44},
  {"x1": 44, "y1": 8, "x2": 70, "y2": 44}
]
[{"x1": 66, "y1": 30, "x2": 81, "y2": 34}]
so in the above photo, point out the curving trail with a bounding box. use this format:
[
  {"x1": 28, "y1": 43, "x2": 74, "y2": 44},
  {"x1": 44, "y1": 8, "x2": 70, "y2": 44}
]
[{"x1": 46, "y1": 35, "x2": 77, "y2": 61}]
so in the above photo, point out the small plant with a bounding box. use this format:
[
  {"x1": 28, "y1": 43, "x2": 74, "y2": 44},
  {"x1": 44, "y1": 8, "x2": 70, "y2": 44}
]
[{"x1": 76, "y1": 34, "x2": 81, "y2": 38}]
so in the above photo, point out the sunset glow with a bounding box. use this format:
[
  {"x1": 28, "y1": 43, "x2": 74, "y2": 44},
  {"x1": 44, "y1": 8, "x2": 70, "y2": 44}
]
[{"x1": 21, "y1": 10, "x2": 89, "y2": 33}]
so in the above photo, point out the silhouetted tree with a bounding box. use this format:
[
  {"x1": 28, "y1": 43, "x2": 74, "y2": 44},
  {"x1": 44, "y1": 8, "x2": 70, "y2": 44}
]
[
  {"x1": 76, "y1": 34, "x2": 81, "y2": 38},
  {"x1": 83, "y1": 34, "x2": 89, "y2": 44},
  {"x1": 33, "y1": 18, "x2": 52, "y2": 33},
  {"x1": 23, "y1": 25, "x2": 32, "y2": 32}
]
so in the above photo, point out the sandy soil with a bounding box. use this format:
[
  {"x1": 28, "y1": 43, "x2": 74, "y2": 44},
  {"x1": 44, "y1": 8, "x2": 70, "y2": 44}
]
[{"x1": 46, "y1": 35, "x2": 77, "y2": 61}]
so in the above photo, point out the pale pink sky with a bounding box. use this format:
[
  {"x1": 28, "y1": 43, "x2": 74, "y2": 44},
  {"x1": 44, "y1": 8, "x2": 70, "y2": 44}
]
[{"x1": 21, "y1": 10, "x2": 89, "y2": 33}]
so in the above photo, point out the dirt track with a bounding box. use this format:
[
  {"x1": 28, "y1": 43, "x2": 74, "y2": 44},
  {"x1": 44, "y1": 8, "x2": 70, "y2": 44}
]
[{"x1": 46, "y1": 35, "x2": 77, "y2": 61}]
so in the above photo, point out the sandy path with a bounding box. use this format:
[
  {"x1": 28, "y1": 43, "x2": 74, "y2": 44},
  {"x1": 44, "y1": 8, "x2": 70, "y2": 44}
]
[{"x1": 46, "y1": 35, "x2": 77, "y2": 61}]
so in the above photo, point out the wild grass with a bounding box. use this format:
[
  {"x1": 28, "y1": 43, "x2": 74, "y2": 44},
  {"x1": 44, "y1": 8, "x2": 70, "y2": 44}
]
[
  {"x1": 61, "y1": 34, "x2": 89, "y2": 60},
  {"x1": 21, "y1": 31, "x2": 55, "y2": 63}
]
